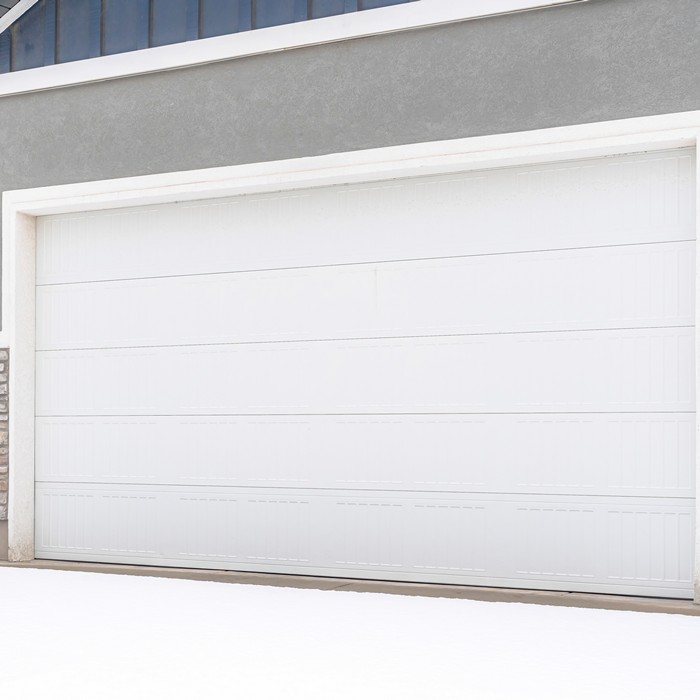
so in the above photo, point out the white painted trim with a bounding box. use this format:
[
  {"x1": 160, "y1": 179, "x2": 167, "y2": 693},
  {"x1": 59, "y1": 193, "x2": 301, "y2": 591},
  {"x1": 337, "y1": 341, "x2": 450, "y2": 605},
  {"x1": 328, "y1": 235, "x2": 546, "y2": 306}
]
[
  {"x1": 0, "y1": 0, "x2": 587, "y2": 98},
  {"x1": 2, "y1": 110, "x2": 698, "y2": 603},
  {"x1": 0, "y1": 0, "x2": 38, "y2": 36},
  {"x1": 696, "y1": 145, "x2": 700, "y2": 605},
  {"x1": 4, "y1": 212, "x2": 34, "y2": 562}
]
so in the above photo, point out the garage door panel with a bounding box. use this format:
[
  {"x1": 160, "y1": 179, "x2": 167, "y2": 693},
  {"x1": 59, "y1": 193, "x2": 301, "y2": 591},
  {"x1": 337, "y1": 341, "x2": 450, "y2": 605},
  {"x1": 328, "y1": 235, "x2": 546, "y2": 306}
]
[
  {"x1": 514, "y1": 503, "x2": 695, "y2": 585},
  {"x1": 34, "y1": 484, "x2": 695, "y2": 598},
  {"x1": 36, "y1": 241, "x2": 695, "y2": 351},
  {"x1": 36, "y1": 489, "x2": 159, "y2": 556},
  {"x1": 36, "y1": 150, "x2": 695, "y2": 286},
  {"x1": 34, "y1": 148, "x2": 697, "y2": 598},
  {"x1": 36, "y1": 327, "x2": 695, "y2": 416},
  {"x1": 35, "y1": 414, "x2": 695, "y2": 497}
]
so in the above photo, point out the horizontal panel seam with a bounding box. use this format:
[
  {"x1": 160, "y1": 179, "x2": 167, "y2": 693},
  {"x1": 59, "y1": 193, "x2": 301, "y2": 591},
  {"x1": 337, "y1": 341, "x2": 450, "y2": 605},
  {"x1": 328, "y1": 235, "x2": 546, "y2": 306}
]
[
  {"x1": 32, "y1": 481, "x2": 697, "y2": 499},
  {"x1": 34, "y1": 239, "x2": 697, "y2": 287},
  {"x1": 36, "y1": 324, "x2": 695, "y2": 355},
  {"x1": 34, "y1": 324, "x2": 697, "y2": 353},
  {"x1": 34, "y1": 411, "x2": 698, "y2": 417}
]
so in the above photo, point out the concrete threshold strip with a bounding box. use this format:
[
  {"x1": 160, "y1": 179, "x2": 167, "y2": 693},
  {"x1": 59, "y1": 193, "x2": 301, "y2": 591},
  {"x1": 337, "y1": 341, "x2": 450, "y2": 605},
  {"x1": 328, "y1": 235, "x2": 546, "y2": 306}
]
[{"x1": 0, "y1": 560, "x2": 697, "y2": 617}]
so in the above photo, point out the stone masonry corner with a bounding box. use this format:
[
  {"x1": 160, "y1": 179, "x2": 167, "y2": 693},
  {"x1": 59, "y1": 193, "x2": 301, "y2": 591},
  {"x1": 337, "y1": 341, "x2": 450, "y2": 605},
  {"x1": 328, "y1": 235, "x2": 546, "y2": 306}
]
[{"x1": 0, "y1": 349, "x2": 8, "y2": 522}]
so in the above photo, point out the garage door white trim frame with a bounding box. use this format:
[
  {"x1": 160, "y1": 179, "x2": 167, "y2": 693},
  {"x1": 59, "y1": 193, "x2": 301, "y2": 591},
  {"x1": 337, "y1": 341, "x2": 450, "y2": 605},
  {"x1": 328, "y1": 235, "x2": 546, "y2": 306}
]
[{"x1": 4, "y1": 108, "x2": 700, "y2": 601}]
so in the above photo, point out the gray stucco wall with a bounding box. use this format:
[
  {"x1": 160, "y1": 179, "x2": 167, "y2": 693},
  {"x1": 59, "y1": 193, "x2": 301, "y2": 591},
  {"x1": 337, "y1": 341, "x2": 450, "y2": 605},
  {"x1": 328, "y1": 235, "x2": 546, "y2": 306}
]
[{"x1": 0, "y1": 0, "x2": 698, "y2": 195}]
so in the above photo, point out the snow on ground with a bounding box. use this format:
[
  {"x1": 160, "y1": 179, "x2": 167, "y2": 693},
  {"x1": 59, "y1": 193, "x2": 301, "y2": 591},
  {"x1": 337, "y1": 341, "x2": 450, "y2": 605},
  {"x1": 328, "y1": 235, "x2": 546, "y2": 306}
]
[{"x1": 0, "y1": 569, "x2": 699, "y2": 700}]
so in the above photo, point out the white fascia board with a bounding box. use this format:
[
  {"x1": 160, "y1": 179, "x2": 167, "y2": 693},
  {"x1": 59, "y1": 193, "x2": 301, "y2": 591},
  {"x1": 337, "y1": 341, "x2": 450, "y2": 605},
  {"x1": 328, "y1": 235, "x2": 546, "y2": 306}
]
[
  {"x1": 0, "y1": 0, "x2": 587, "y2": 98},
  {"x1": 0, "y1": 0, "x2": 38, "y2": 35}
]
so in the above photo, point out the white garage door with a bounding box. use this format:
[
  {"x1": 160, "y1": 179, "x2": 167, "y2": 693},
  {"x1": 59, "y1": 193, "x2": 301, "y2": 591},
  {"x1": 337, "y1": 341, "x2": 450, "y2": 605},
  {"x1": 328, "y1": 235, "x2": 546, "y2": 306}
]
[{"x1": 34, "y1": 149, "x2": 696, "y2": 598}]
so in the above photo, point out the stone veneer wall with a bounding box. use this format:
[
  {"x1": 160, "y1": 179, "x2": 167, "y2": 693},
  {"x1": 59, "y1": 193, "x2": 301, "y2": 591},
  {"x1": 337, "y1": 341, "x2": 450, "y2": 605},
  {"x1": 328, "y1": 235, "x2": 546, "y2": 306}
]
[{"x1": 0, "y1": 350, "x2": 8, "y2": 521}]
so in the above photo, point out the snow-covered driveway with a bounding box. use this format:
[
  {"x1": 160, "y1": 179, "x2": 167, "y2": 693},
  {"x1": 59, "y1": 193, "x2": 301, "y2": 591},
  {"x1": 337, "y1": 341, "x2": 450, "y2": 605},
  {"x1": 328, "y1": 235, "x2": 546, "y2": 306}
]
[{"x1": 0, "y1": 568, "x2": 698, "y2": 699}]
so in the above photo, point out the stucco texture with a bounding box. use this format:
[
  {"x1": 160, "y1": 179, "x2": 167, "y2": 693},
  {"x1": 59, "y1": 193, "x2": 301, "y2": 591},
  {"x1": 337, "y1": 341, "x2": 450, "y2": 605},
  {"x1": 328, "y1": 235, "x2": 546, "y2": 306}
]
[{"x1": 0, "y1": 0, "x2": 698, "y2": 194}]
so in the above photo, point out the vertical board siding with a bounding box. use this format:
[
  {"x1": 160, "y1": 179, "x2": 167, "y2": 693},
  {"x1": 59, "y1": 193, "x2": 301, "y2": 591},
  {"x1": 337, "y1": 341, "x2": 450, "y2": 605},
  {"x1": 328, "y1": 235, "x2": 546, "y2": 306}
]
[{"x1": 1, "y1": 0, "x2": 418, "y2": 70}]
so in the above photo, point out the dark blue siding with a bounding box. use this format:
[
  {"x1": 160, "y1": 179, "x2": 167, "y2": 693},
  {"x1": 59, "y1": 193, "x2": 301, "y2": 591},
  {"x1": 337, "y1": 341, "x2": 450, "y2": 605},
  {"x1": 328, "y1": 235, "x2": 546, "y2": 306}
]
[
  {"x1": 103, "y1": 0, "x2": 149, "y2": 56},
  {"x1": 11, "y1": 0, "x2": 56, "y2": 71},
  {"x1": 151, "y1": 0, "x2": 199, "y2": 47},
  {"x1": 0, "y1": 29, "x2": 9, "y2": 73},
  {"x1": 0, "y1": 0, "x2": 419, "y2": 71},
  {"x1": 57, "y1": 0, "x2": 100, "y2": 63},
  {"x1": 201, "y1": 0, "x2": 252, "y2": 38}
]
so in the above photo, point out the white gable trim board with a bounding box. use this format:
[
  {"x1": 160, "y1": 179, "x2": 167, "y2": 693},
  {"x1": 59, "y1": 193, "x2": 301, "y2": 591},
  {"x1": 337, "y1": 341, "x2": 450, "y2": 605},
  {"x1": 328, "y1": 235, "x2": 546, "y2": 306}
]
[
  {"x1": 0, "y1": 0, "x2": 31, "y2": 34},
  {"x1": 0, "y1": 0, "x2": 588, "y2": 98},
  {"x1": 3, "y1": 110, "x2": 700, "y2": 601}
]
